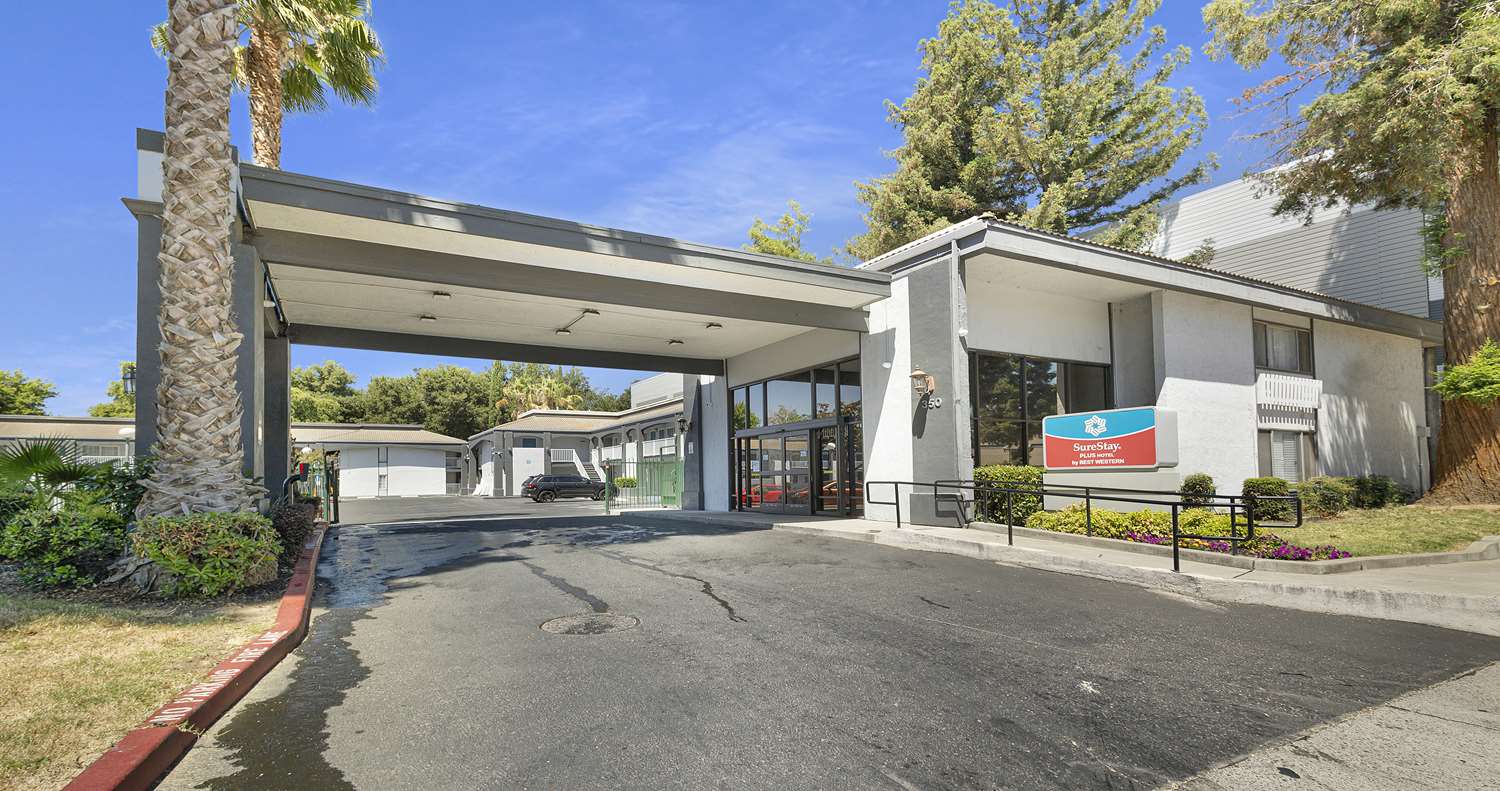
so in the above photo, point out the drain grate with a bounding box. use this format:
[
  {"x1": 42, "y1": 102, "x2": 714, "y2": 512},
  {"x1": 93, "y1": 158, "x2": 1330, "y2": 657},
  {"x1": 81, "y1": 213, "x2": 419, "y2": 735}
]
[{"x1": 540, "y1": 613, "x2": 639, "y2": 635}]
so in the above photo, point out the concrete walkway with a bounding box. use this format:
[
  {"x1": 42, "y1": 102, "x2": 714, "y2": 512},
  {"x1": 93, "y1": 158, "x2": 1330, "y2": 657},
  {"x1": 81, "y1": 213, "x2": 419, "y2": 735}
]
[
  {"x1": 653, "y1": 512, "x2": 1500, "y2": 636},
  {"x1": 1169, "y1": 661, "x2": 1500, "y2": 790}
]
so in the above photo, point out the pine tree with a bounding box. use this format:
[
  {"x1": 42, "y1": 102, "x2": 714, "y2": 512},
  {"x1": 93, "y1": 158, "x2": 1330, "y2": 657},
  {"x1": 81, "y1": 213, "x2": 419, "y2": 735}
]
[{"x1": 847, "y1": 0, "x2": 1211, "y2": 260}]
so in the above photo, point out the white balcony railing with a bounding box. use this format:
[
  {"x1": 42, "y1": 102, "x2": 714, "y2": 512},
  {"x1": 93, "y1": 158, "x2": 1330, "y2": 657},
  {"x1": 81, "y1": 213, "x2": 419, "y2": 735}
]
[
  {"x1": 599, "y1": 445, "x2": 624, "y2": 462},
  {"x1": 642, "y1": 437, "x2": 678, "y2": 457},
  {"x1": 1255, "y1": 372, "x2": 1322, "y2": 410},
  {"x1": 550, "y1": 449, "x2": 578, "y2": 463}
]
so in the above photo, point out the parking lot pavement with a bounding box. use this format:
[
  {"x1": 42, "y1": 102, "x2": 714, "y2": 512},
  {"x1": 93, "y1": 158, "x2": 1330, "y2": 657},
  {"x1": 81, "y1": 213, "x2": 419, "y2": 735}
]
[{"x1": 160, "y1": 513, "x2": 1500, "y2": 791}]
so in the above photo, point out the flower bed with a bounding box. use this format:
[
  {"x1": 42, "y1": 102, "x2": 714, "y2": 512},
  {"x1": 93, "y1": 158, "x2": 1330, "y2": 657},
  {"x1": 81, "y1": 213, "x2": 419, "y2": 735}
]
[{"x1": 1027, "y1": 505, "x2": 1351, "y2": 561}]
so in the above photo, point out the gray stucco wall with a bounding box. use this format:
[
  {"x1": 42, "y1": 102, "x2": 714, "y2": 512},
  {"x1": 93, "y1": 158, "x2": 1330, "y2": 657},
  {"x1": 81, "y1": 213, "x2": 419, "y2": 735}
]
[{"x1": 1110, "y1": 294, "x2": 1157, "y2": 407}]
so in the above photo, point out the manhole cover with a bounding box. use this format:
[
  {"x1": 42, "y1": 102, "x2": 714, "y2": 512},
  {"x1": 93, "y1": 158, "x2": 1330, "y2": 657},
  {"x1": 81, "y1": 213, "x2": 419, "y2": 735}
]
[{"x1": 540, "y1": 613, "x2": 639, "y2": 635}]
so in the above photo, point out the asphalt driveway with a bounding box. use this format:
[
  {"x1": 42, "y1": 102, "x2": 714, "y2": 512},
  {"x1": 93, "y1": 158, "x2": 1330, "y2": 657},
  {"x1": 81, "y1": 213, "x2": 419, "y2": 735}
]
[{"x1": 160, "y1": 513, "x2": 1500, "y2": 790}]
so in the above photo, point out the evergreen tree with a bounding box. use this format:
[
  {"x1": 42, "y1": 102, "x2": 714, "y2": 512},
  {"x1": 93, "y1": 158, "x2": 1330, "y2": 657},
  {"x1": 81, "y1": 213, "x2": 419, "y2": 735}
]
[
  {"x1": 847, "y1": 0, "x2": 1211, "y2": 260},
  {"x1": 1204, "y1": 0, "x2": 1500, "y2": 502},
  {"x1": 0, "y1": 370, "x2": 56, "y2": 416}
]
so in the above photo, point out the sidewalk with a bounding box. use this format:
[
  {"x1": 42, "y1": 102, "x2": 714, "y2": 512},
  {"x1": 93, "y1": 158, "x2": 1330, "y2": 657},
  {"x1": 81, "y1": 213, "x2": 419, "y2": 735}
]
[
  {"x1": 646, "y1": 511, "x2": 1500, "y2": 635},
  {"x1": 1168, "y1": 661, "x2": 1500, "y2": 790}
]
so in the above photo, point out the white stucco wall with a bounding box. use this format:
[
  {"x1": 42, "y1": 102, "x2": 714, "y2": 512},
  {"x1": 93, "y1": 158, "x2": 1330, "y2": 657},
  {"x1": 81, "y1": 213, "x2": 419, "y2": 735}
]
[
  {"x1": 965, "y1": 273, "x2": 1112, "y2": 364},
  {"x1": 473, "y1": 441, "x2": 495, "y2": 496},
  {"x1": 1313, "y1": 320, "x2": 1428, "y2": 490},
  {"x1": 861, "y1": 280, "x2": 913, "y2": 522},
  {"x1": 629, "y1": 372, "x2": 684, "y2": 409},
  {"x1": 698, "y1": 374, "x2": 730, "y2": 511},
  {"x1": 725, "y1": 328, "x2": 861, "y2": 387},
  {"x1": 510, "y1": 448, "x2": 546, "y2": 495},
  {"x1": 334, "y1": 444, "x2": 452, "y2": 498},
  {"x1": 1152, "y1": 291, "x2": 1260, "y2": 494}
]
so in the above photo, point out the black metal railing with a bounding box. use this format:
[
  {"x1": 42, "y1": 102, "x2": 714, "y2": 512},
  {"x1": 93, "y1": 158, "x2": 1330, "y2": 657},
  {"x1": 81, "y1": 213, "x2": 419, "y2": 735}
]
[{"x1": 866, "y1": 479, "x2": 1302, "y2": 572}]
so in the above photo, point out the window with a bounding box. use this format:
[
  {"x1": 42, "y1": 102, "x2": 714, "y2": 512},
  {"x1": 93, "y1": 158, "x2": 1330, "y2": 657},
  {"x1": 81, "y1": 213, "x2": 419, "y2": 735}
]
[
  {"x1": 748, "y1": 383, "x2": 766, "y2": 428},
  {"x1": 1260, "y1": 430, "x2": 1309, "y2": 483},
  {"x1": 814, "y1": 367, "x2": 837, "y2": 419},
  {"x1": 518, "y1": 437, "x2": 539, "y2": 448},
  {"x1": 445, "y1": 451, "x2": 462, "y2": 494},
  {"x1": 838, "y1": 358, "x2": 861, "y2": 420},
  {"x1": 971, "y1": 352, "x2": 1111, "y2": 466},
  {"x1": 77, "y1": 442, "x2": 129, "y2": 464},
  {"x1": 766, "y1": 372, "x2": 812, "y2": 425},
  {"x1": 1254, "y1": 321, "x2": 1313, "y2": 374},
  {"x1": 601, "y1": 434, "x2": 622, "y2": 447}
]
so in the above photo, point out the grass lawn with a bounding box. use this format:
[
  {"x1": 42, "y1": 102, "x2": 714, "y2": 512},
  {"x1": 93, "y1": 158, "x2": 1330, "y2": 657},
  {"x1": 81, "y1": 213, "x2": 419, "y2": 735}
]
[
  {"x1": 1284, "y1": 506, "x2": 1500, "y2": 557},
  {"x1": 0, "y1": 593, "x2": 277, "y2": 791}
]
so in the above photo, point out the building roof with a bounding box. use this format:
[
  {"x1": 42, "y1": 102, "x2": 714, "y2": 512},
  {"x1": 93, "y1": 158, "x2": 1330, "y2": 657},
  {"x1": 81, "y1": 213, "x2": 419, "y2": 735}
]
[
  {"x1": 0, "y1": 415, "x2": 464, "y2": 448},
  {"x1": 858, "y1": 215, "x2": 1443, "y2": 343},
  {"x1": 473, "y1": 398, "x2": 684, "y2": 439},
  {"x1": 290, "y1": 423, "x2": 465, "y2": 446},
  {"x1": 0, "y1": 415, "x2": 134, "y2": 441}
]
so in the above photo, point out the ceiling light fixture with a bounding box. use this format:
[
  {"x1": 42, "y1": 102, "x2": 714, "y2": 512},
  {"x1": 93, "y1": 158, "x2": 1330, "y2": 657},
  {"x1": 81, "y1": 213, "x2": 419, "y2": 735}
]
[
  {"x1": 419, "y1": 314, "x2": 438, "y2": 323},
  {"x1": 432, "y1": 291, "x2": 452, "y2": 301},
  {"x1": 261, "y1": 298, "x2": 276, "y2": 308},
  {"x1": 667, "y1": 339, "x2": 685, "y2": 346},
  {"x1": 555, "y1": 307, "x2": 599, "y2": 336},
  {"x1": 705, "y1": 322, "x2": 723, "y2": 330}
]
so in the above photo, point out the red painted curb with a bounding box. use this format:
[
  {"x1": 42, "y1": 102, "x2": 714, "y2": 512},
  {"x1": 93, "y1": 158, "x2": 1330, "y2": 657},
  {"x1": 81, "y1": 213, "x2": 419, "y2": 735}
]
[{"x1": 63, "y1": 522, "x2": 331, "y2": 791}]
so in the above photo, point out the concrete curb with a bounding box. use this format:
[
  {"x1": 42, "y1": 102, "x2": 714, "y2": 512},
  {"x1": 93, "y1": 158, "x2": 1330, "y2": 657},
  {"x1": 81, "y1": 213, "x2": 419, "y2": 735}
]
[
  {"x1": 63, "y1": 523, "x2": 331, "y2": 791},
  {"x1": 767, "y1": 521, "x2": 1500, "y2": 636},
  {"x1": 970, "y1": 522, "x2": 1500, "y2": 574}
]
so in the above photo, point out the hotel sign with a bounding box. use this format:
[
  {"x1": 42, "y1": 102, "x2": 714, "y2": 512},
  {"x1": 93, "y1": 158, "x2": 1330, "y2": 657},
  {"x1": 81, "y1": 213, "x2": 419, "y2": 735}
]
[{"x1": 1041, "y1": 407, "x2": 1178, "y2": 471}]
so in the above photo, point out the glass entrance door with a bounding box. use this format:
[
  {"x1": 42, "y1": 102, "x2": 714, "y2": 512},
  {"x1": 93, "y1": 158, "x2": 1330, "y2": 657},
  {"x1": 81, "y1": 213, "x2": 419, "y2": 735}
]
[{"x1": 737, "y1": 431, "x2": 813, "y2": 515}]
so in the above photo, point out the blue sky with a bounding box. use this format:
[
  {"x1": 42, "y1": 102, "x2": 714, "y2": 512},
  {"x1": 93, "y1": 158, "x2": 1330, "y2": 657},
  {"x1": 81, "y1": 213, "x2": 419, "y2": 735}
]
[{"x1": 0, "y1": 1, "x2": 1289, "y2": 416}]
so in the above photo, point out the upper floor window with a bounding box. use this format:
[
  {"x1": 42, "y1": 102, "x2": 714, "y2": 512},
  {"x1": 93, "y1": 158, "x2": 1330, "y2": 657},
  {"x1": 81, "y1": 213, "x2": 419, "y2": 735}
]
[{"x1": 1253, "y1": 321, "x2": 1312, "y2": 375}]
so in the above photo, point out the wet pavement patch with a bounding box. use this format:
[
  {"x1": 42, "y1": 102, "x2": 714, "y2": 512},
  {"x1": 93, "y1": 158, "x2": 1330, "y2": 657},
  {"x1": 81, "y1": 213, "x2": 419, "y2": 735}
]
[{"x1": 540, "y1": 613, "x2": 640, "y2": 635}]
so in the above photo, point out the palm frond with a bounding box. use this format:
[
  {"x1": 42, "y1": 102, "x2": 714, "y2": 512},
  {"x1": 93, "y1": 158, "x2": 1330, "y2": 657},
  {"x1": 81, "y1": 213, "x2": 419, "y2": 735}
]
[
  {"x1": 309, "y1": 17, "x2": 382, "y2": 105},
  {"x1": 281, "y1": 60, "x2": 329, "y2": 112},
  {"x1": 149, "y1": 21, "x2": 170, "y2": 58},
  {"x1": 0, "y1": 437, "x2": 76, "y2": 485}
]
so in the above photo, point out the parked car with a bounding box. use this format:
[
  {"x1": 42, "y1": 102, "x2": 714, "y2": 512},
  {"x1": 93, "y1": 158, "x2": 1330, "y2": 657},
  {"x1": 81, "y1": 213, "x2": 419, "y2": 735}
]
[{"x1": 525, "y1": 474, "x2": 605, "y2": 502}]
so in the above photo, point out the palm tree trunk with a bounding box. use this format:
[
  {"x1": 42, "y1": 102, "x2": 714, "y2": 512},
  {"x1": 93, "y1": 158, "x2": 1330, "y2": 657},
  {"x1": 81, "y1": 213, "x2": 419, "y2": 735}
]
[
  {"x1": 246, "y1": 20, "x2": 286, "y2": 169},
  {"x1": 138, "y1": 0, "x2": 256, "y2": 517},
  {"x1": 1429, "y1": 114, "x2": 1500, "y2": 503}
]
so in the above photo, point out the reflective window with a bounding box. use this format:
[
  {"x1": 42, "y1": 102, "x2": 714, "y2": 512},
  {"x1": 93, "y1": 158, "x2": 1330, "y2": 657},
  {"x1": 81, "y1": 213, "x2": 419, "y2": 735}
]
[
  {"x1": 971, "y1": 352, "x2": 1110, "y2": 467},
  {"x1": 747, "y1": 383, "x2": 765, "y2": 429},
  {"x1": 814, "y1": 367, "x2": 837, "y2": 419},
  {"x1": 1254, "y1": 321, "x2": 1313, "y2": 374},
  {"x1": 838, "y1": 358, "x2": 861, "y2": 420},
  {"x1": 766, "y1": 372, "x2": 812, "y2": 425}
]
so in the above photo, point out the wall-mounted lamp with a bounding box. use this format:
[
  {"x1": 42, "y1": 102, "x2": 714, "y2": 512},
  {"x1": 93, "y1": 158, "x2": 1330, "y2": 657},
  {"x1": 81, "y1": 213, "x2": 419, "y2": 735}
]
[
  {"x1": 910, "y1": 367, "x2": 936, "y2": 397},
  {"x1": 121, "y1": 364, "x2": 136, "y2": 396},
  {"x1": 676, "y1": 416, "x2": 690, "y2": 434}
]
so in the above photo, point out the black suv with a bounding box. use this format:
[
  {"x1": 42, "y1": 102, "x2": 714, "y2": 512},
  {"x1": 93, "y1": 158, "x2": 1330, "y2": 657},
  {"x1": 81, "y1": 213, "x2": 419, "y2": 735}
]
[{"x1": 524, "y1": 474, "x2": 605, "y2": 502}]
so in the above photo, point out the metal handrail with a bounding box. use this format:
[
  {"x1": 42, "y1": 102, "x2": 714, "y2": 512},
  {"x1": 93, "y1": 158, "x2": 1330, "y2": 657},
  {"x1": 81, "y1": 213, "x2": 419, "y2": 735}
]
[{"x1": 866, "y1": 479, "x2": 1303, "y2": 572}]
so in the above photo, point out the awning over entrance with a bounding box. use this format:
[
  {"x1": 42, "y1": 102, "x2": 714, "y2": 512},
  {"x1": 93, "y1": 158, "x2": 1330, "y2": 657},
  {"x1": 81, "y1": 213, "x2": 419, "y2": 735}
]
[{"x1": 238, "y1": 165, "x2": 891, "y2": 375}]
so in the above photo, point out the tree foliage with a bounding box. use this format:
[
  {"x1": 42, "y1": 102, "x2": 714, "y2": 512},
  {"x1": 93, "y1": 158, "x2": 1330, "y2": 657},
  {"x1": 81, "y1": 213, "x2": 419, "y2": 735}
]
[
  {"x1": 152, "y1": 0, "x2": 383, "y2": 168},
  {"x1": 1203, "y1": 0, "x2": 1500, "y2": 502},
  {"x1": 847, "y1": 0, "x2": 1211, "y2": 260},
  {"x1": 0, "y1": 370, "x2": 57, "y2": 416},
  {"x1": 745, "y1": 200, "x2": 833, "y2": 264},
  {"x1": 87, "y1": 362, "x2": 136, "y2": 418}
]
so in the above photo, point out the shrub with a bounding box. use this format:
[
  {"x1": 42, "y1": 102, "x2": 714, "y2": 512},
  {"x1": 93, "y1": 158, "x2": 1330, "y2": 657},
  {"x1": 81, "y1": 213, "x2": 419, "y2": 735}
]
[
  {"x1": 0, "y1": 492, "x2": 29, "y2": 524},
  {"x1": 73, "y1": 456, "x2": 152, "y2": 520},
  {"x1": 1351, "y1": 475, "x2": 1409, "y2": 509},
  {"x1": 1241, "y1": 477, "x2": 1293, "y2": 522},
  {"x1": 974, "y1": 465, "x2": 1043, "y2": 525},
  {"x1": 270, "y1": 499, "x2": 318, "y2": 565},
  {"x1": 1299, "y1": 477, "x2": 1354, "y2": 518},
  {"x1": 132, "y1": 512, "x2": 279, "y2": 597},
  {"x1": 613, "y1": 476, "x2": 639, "y2": 489},
  {"x1": 1178, "y1": 473, "x2": 1216, "y2": 507},
  {"x1": 0, "y1": 493, "x2": 127, "y2": 587},
  {"x1": 1025, "y1": 504, "x2": 1236, "y2": 541}
]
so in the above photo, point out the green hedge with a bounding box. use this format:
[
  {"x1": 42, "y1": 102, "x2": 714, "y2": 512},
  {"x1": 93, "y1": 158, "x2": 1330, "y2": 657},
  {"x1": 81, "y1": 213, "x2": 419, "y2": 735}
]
[
  {"x1": 270, "y1": 499, "x2": 318, "y2": 565},
  {"x1": 1299, "y1": 477, "x2": 1354, "y2": 518},
  {"x1": 0, "y1": 493, "x2": 127, "y2": 587},
  {"x1": 613, "y1": 476, "x2": 638, "y2": 489},
  {"x1": 1241, "y1": 477, "x2": 1294, "y2": 522},
  {"x1": 132, "y1": 512, "x2": 280, "y2": 597},
  {"x1": 973, "y1": 465, "x2": 1042, "y2": 525},
  {"x1": 1026, "y1": 504, "x2": 1234, "y2": 541},
  {"x1": 1178, "y1": 473, "x2": 1216, "y2": 507},
  {"x1": 1351, "y1": 475, "x2": 1410, "y2": 509}
]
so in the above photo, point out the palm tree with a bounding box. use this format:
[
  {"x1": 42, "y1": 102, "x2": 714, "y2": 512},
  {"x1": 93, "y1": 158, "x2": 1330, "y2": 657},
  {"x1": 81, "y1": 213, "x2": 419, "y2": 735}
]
[
  {"x1": 138, "y1": 0, "x2": 256, "y2": 517},
  {"x1": 154, "y1": 0, "x2": 383, "y2": 169}
]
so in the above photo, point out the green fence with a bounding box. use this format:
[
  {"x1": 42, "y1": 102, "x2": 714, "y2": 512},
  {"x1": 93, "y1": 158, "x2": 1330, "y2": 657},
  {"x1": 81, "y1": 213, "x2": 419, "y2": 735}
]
[{"x1": 605, "y1": 457, "x2": 683, "y2": 510}]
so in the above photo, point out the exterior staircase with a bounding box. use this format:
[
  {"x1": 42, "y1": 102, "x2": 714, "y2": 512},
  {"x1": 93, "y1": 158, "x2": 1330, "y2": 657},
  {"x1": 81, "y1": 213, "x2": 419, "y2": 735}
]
[{"x1": 580, "y1": 461, "x2": 604, "y2": 482}]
